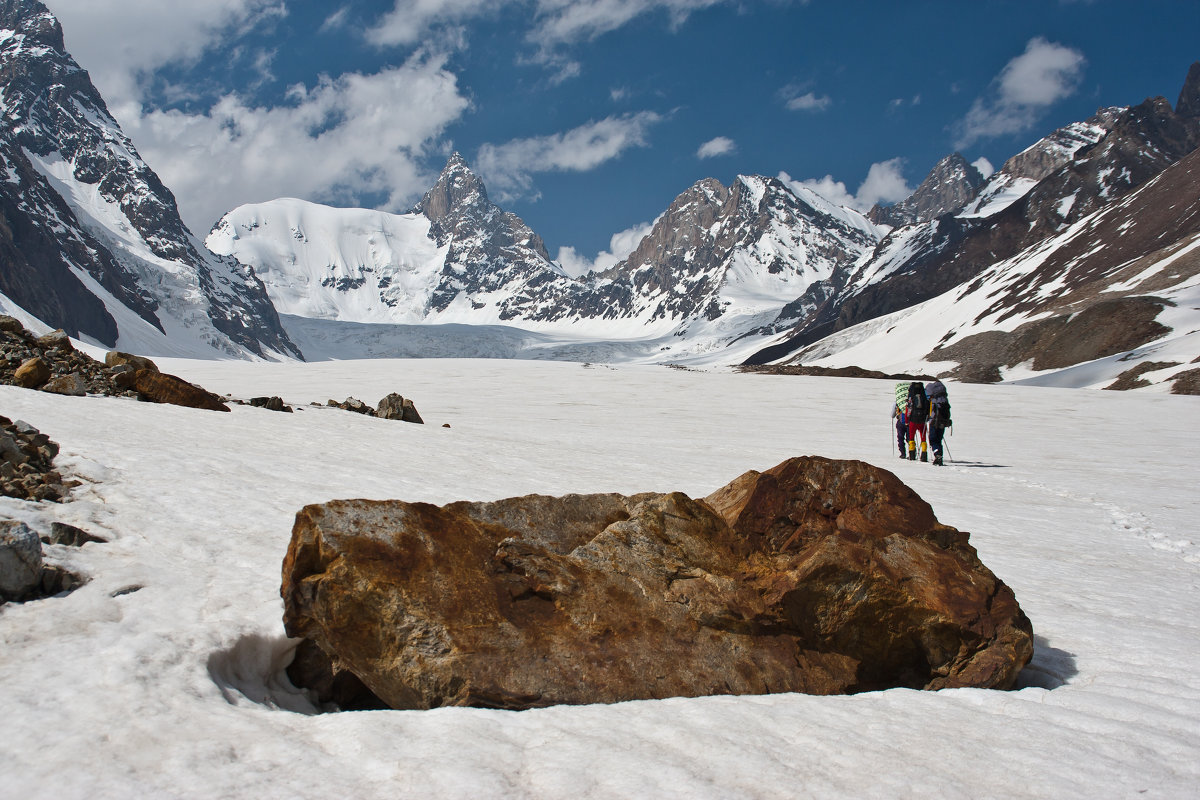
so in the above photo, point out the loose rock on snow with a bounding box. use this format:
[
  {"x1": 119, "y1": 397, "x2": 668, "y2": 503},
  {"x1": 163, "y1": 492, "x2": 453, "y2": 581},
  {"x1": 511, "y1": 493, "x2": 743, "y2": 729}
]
[{"x1": 282, "y1": 456, "x2": 1033, "y2": 711}]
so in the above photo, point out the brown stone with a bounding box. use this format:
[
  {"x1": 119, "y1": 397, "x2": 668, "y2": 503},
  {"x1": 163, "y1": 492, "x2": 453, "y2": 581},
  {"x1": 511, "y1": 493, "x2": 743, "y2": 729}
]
[
  {"x1": 131, "y1": 369, "x2": 230, "y2": 412},
  {"x1": 105, "y1": 351, "x2": 159, "y2": 373},
  {"x1": 282, "y1": 457, "x2": 1033, "y2": 710},
  {"x1": 13, "y1": 357, "x2": 50, "y2": 388}
]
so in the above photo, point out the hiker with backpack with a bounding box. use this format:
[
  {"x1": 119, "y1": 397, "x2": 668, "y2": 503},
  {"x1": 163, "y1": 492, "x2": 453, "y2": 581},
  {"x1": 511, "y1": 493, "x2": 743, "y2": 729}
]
[
  {"x1": 891, "y1": 381, "x2": 909, "y2": 459},
  {"x1": 904, "y1": 381, "x2": 930, "y2": 461},
  {"x1": 925, "y1": 379, "x2": 952, "y2": 466}
]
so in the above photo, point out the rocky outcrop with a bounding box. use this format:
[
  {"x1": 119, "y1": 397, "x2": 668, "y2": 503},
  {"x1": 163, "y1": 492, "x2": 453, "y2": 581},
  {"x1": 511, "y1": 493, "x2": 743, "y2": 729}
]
[
  {"x1": 282, "y1": 456, "x2": 1032, "y2": 711},
  {"x1": 328, "y1": 394, "x2": 424, "y2": 423},
  {"x1": 0, "y1": 316, "x2": 237, "y2": 410},
  {"x1": 375, "y1": 393, "x2": 423, "y2": 423},
  {"x1": 0, "y1": 415, "x2": 73, "y2": 501}
]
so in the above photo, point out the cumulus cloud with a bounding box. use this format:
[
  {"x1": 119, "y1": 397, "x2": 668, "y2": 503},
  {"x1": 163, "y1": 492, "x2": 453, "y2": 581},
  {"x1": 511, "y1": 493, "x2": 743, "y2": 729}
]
[
  {"x1": 46, "y1": 0, "x2": 287, "y2": 117},
  {"x1": 955, "y1": 37, "x2": 1086, "y2": 147},
  {"x1": 556, "y1": 219, "x2": 656, "y2": 276},
  {"x1": 972, "y1": 157, "x2": 996, "y2": 179},
  {"x1": 120, "y1": 53, "x2": 471, "y2": 232},
  {"x1": 696, "y1": 136, "x2": 735, "y2": 159},
  {"x1": 781, "y1": 158, "x2": 912, "y2": 213},
  {"x1": 475, "y1": 111, "x2": 663, "y2": 201}
]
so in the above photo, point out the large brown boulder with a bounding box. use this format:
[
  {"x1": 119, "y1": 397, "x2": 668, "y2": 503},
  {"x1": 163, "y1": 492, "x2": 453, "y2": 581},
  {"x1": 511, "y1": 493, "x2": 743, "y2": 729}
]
[
  {"x1": 131, "y1": 369, "x2": 230, "y2": 412},
  {"x1": 282, "y1": 457, "x2": 1033, "y2": 710}
]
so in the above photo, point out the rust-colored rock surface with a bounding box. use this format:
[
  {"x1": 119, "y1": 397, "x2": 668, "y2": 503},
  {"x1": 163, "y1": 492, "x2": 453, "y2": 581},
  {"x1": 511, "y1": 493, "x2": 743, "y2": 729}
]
[
  {"x1": 131, "y1": 369, "x2": 230, "y2": 412},
  {"x1": 282, "y1": 457, "x2": 1033, "y2": 710}
]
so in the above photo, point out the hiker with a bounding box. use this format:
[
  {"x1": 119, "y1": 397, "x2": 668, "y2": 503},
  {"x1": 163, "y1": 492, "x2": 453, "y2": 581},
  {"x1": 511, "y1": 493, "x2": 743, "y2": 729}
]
[
  {"x1": 925, "y1": 379, "x2": 952, "y2": 466},
  {"x1": 891, "y1": 381, "x2": 909, "y2": 458},
  {"x1": 904, "y1": 381, "x2": 929, "y2": 461}
]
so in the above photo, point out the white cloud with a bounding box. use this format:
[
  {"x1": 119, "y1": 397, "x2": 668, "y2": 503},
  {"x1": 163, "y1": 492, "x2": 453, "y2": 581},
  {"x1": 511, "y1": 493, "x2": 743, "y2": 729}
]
[
  {"x1": 366, "y1": 0, "x2": 506, "y2": 47},
  {"x1": 855, "y1": 159, "x2": 912, "y2": 208},
  {"x1": 364, "y1": 0, "x2": 727, "y2": 59},
  {"x1": 121, "y1": 53, "x2": 471, "y2": 232},
  {"x1": 475, "y1": 111, "x2": 663, "y2": 201},
  {"x1": 556, "y1": 219, "x2": 656, "y2": 276},
  {"x1": 782, "y1": 157, "x2": 912, "y2": 213},
  {"x1": 45, "y1": 0, "x2": 287, "y2": 116},
  {"x1": 696, "y1": 136, "x2": 735, "y2": 159},
  {"x1": 955, "y1": 37, "x2": 1086, "y2": 147},
  {"x1": 972, "y1": 157, "x2": 996, "y2": 179},
  {"x1": 785, "y1": 92, "x2": 832, "y2": 112},
  {"x1": 528, "y1": 0, "x2": 724, "y2": 49}
]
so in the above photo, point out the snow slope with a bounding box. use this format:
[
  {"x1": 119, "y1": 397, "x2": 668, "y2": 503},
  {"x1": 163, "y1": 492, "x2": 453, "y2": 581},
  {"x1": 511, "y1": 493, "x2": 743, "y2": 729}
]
[{"x1": 1, "y1": 359, "x2": 1198, "y2": 798}]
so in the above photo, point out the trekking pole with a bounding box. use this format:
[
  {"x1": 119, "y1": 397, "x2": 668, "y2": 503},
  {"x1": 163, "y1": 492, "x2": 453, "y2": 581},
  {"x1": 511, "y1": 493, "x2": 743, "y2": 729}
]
[{"x1": 944, "y1": 438, "x2": 953, "y2": 465}]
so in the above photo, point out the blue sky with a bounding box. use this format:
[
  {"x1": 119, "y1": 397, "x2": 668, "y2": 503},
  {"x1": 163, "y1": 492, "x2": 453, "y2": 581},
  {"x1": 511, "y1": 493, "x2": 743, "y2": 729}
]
[{"x1": 44, "y1": 0, "x2": 1200, "y2": 273}]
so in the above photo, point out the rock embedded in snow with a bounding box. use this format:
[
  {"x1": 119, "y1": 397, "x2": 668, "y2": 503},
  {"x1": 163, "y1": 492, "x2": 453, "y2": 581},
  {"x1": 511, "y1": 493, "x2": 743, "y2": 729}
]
[
  {"x1": 130, "y1": 370, "x2": 231, "y2": 412},
  {"x1": 282, "y1": 456, "x2": 1033, "y2": 710},
  {"x1": 0, "y1": 520, "x2": 44, "y2": 601},
  {"x1": 42, "y1": 372, "x2": 87, "y2": 396},
  {"x1": 375, "y1": 393, "x2": 424, "y2": 424}
]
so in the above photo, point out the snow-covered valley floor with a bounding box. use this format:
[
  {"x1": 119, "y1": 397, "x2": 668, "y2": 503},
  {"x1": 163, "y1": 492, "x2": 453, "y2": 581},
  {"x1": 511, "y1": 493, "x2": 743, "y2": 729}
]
[{"x1": 1, "y1": 359, "x2": 1198, "y2": 799}]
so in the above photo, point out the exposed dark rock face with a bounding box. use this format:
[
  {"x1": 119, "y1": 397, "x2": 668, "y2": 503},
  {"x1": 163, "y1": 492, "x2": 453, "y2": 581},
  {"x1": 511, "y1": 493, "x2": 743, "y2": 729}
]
[
  {"x1": 928, "y1": 297, "x2": 1172, "y2": 378},
  {"x1": 0, "y1": 0, "x2": 301, "y2": 358},
  {"x1": 1169, "y1": 367, "x2": 1200, "y2": 395},
  {"x1": 868, "y1": 153, "x2": 986, "y2": 228},
  {"x1": 282, "y1": 457, "x2": 1032, "y2": 711}
]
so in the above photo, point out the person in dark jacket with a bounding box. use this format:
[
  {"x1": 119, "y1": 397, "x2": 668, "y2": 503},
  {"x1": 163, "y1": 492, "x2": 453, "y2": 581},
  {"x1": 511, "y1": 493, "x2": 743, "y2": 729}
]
[{"x1": 925, "y1": 379, "x2": 952, "y2": 466}]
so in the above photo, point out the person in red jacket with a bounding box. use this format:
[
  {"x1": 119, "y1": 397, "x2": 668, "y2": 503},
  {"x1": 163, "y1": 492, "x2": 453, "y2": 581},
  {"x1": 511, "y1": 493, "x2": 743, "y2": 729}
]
[{"x1": 904, "y1": 381, "x2": 929, "y2": 461}]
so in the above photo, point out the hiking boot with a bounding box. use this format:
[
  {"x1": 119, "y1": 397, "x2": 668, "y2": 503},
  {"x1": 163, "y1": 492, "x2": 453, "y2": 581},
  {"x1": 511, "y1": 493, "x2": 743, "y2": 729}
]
[
  {"x1": 908, "y1": 450, "x2": 916, "y2": 461},
  {"x1": 920, "y1": 451, "x2": 928, "y2": 463},
  {"x1": 933, "y1": 453, "x2": 944, "y2": 466}
]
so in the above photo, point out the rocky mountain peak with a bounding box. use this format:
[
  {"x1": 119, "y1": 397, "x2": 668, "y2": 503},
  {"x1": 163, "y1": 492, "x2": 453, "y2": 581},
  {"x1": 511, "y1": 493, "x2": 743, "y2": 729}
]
[
  {"x1": 1176, "y1": 61, "x2": 1200, "y2": 119},
  {"x1": 868, "y1": 152, "x2": 985, "y2": 227},
  {"x1": 414, "y1": 151, "x2": 489, "y2": 224},
  {"x1": 0, "y1": 0, "x2": 63, "y2": 51}
]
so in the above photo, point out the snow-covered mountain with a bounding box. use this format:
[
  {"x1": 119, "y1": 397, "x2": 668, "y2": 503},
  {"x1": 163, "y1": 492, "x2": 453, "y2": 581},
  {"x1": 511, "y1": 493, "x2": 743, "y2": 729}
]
[
  {"x1": 0, "y1": 0, "x2": 300, "y2": 359},
  {"x1": 210, "y1": 158, "x2": 882, "y2": 359},
  {"x1": 745, "y1": 63, "x2": 1200, "y2": 387}
]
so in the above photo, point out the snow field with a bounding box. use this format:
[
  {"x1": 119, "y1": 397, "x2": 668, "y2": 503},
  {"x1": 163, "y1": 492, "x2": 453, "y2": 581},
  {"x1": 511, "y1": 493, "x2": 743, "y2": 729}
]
[{"x1": 0, "y1": 359, "x2": 1197, "y2": 798}]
